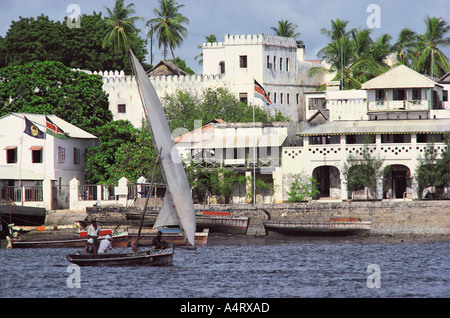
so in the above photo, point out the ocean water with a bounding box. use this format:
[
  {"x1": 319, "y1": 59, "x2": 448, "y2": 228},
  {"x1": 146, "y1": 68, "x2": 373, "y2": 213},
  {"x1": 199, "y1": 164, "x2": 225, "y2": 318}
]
[{"x1": 0, "y1": 237, "x2": 449, "y2": 299}]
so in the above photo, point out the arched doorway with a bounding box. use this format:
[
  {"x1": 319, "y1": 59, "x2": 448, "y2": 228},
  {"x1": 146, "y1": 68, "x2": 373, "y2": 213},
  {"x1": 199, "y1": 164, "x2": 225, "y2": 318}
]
[
  {"x1": 383, "y1": 164, "x2": 411, "y2": 199},
  {"x1": 312, "y1": 166, "x2": 341, "y2": 199}
]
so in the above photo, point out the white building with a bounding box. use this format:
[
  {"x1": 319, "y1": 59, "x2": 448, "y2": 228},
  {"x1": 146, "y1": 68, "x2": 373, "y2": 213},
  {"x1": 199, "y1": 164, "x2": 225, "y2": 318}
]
[
  {"x1": 0, "y1": 113, "x2": 98, "y2": 209},
  {"x1": 282, "y1": 65, "x2": 450, "y2": 201},
  {"x1": 174, "y1": 120, "x2": 289, "y2": 203},
  {"x1": 100, "y1": 34, "x2": 327, "y2": 127}
]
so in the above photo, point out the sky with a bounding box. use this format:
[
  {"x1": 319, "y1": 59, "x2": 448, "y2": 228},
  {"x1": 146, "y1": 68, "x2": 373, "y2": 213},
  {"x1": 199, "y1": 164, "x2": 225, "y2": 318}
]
[{"x1": 0, "y1": 0, "x2": 449, "y2": 73}]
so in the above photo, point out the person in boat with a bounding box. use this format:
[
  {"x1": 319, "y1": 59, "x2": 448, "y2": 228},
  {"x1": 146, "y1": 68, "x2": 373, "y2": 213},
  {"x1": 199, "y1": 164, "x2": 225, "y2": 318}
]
[
  {"x1": 98, "y1": 235, "x2": 113, "y2": 254},
  {"x1": 84, "y1": 238, "x2": 95, "y2": 255},
  {"x1": 87, "y1": 220, "x2": 101, "y2": 251},
  {"x1": 152, "y1": 230, "x2": 168, "y2": 249}
]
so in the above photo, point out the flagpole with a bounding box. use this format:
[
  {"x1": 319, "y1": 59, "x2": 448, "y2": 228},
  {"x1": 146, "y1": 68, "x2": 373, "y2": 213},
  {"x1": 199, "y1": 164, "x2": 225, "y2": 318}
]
[
  {"x1": 19, "y1": 113, "x2": 25, "y2": 206},
  {"x1": 253, "y1": 95, "x2": 256, "y2": 204}
]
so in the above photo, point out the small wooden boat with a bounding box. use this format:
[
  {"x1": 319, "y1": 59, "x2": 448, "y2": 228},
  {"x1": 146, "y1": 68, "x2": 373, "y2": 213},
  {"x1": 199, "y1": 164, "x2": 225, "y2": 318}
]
[
  {"x1": 11, "y1": 229, "x2": 128, "y2": 248},
  {"x1": 0, "y1": 205, "x2": 46, "y2": 226},
  {"x1": 196, "y1": 210, "x2": 249, "y2": 234},
  {"x1": 67, "y1": 51, "x2": 196, "y2": 267},
  {"x1": 263, "y1": 217, "x2": 371, "y2": 237},
  {"x1": 67, "y1": 244, "x2": 174, "y2": 266}
]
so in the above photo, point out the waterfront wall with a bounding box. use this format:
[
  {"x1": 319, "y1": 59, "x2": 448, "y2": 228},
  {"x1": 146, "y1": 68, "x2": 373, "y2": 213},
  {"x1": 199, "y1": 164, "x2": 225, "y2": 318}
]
[{"x1": 197, "y1": 200, "x2": 450, "y2": 236}]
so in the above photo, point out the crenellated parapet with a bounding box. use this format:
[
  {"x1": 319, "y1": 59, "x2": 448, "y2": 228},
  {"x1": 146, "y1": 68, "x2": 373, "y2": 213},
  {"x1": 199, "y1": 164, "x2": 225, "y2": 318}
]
[{"x1": 203, "y1": 34, "x2": 297, "y2": 49}]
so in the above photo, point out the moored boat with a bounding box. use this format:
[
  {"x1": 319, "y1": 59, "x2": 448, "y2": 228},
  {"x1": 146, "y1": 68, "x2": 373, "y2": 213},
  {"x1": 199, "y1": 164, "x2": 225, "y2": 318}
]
[
  {"x1": 196, "y1": 210, "x2": 249, "y2": 234},
  {"x1": 263, "y1": 217, "x2": 371, "y2": 237},
  {"x1": 11, "y1": 229, "x2": 129, "y2": 248}
]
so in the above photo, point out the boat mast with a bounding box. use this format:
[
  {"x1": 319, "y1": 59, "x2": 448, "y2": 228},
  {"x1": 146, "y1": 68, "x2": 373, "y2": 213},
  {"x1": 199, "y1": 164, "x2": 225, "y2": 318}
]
[{"x1": 135, "y1": 149, "x2": 161, "y2": 249}]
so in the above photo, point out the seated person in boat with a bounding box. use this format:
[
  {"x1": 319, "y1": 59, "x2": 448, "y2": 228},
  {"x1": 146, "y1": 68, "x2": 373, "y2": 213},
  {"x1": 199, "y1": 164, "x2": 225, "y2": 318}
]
[
  {"x1": 152, "y1": 231, "x2": 168, "y2": 249},
  {"x1": 84, "y1": 238, "x2": 95, "y2": 255},
  {"x1": 98, "y1": 235, "x2": 113, "y2": 254}
]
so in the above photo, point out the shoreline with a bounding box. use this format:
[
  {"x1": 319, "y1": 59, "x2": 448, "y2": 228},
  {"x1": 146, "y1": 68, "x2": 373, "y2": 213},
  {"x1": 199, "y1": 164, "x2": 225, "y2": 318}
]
[{"x1": 205, "y1": 233, "x2": 450, "y2": 246}]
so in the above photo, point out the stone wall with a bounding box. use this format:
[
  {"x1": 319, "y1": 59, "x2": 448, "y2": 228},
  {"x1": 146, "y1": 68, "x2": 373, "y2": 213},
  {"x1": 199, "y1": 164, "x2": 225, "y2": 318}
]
[{"x1": 196, "y1": 200, "x2": 450, "y2": 236}]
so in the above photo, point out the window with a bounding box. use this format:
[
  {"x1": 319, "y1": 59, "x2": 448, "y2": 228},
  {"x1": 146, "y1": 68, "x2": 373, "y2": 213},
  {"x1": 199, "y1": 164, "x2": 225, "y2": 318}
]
[
  {"x1": 286, "y1": 58, "x2": 289, "y2": 72},
  {"x1": 266, "y1": 56, "x2": 270, "y2": 69},
  {"x1": 443, "y1": 90, "x2": 448, "y2": 102},
  {"x1": 393, "y1": 89, "x2": 406, "y2": 101},
  {"x1": 296, "y1": 94, "x2": 300, "y2": 104},
  {"x1": 273, "y1": 56, "x2": 276, "y2": 70},
  {"x1": 30, "y1": 146, "x2": 43, "y2": 163},
  {"x1": 118, "y1": 104, "x2": 126, "y2": 113},
  {"x1": 412, "y1": 88, "x2": 421, "y2": 100},
  {"x1": 73, "y1": 148, "x2": 80, "y2": 165},
  {"x1": 375, "y1": 90, "x2": 385, "y2": 101},
  {"x1": 6, "y1": 147, "x2": 17, "y2": 164},
  {"x1": 239, "y1": 55, "x2": 247, "y2": 68},
  {"x1": 219, "y1": 61, "x2": 225, "y2": 74},
  {"x1": 287, "y1": 94, "x2": 290, "y2": 104},
  {"x1": 280, "y1": 93, "x2": 283, "y2": 104},
  {"x1": 58, "y1": 147, "x2": 65, "y2": 164},
  {"x1": 346, "y1": 135, "x2": 356, "y2": 144},
  {"x1": 280, "y1": 57, "x2": 283, "y2": 71},
  {"x1": 239, "y1": 93, "x2": 248, "y2": 104},
  {"x1": 273, "y1": 93, "x2": 277, "y2": 104}
]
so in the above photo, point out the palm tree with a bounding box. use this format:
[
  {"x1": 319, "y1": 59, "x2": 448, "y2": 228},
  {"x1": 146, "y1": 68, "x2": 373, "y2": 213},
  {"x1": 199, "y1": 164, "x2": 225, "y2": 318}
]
[
  {"x1": 320, "y1": 18, "x2": 352, "y2": 42},
  {"x1": 415, "y1": 16, "x2": 450, "y2": 78},
  {"x1": 271, "y1": 20, "x2": 301, "y2": 39},
  {"x1": 98, "y1": 0, "x2": 142, "y2": 55},
  {"x1": 394, "y1": 28, "x2": 418, "y2": 67},
  {"x1": 310, "y1": 22, "x2": 390, "y2": 90},
  {"x1": 194, "y1": 34, "x2": 217, "y2": 65},
  {"x1": 146, "y1": 0, "x2": 189, "y2": 61}
]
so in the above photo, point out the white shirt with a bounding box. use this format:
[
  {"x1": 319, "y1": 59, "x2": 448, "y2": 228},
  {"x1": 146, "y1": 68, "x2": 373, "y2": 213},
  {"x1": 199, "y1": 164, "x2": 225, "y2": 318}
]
[
  {"x1": 98, "y1": 239, "x2": 112, "y2": 254},
  {"x1": 87, "y1": 224, "x2": 101, "y2": 237}
]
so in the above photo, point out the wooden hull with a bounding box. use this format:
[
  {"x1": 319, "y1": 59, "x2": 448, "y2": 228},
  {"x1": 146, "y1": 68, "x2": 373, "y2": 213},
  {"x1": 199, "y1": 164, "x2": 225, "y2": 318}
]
[
  {"x1": 0, "y1": 205, "x2": 46, "y2": 226},
  {"x1": 263, "y1": 220, "x2": 371, "y2": 237},
  {"x1": 11, "y1": 234, "x2": 129, "y2": 249},
  {"x1": 196, "y1": 216, "x2": 249, "y2": 234},
  {"x1": 129, "y1": 229, "x2": 209, "y2": 246},
  {"x1": 67, "y1": 247, "x2": 174, "y2": 266}
]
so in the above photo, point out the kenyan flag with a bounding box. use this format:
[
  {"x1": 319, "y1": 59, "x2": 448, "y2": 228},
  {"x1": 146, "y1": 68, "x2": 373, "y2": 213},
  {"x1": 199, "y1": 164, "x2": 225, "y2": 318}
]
[{"x1": 46, "y1": 116, "x2": 66, "y2": 140}]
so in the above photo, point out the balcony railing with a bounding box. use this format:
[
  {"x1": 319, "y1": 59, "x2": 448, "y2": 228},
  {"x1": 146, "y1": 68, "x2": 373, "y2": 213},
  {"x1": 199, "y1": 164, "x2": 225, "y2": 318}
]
[
  {"x1": 187, "y1": 157, "x2": 281, "y2": 169},
  {"x1": 368, "y1": 100, "x2": 429, "y2": 112}
]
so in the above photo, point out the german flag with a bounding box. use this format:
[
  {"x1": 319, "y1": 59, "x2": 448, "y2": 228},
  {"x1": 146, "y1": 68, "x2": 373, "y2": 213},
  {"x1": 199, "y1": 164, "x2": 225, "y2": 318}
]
[{"x1": 254, "y1": 79, "x2": 272, "y2": 105}]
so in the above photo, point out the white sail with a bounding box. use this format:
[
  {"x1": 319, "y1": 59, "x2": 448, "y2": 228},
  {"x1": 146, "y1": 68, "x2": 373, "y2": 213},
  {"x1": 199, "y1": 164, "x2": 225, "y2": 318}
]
[{"x1": 129, "y1": 51, "x2": 196, "y2": 246}]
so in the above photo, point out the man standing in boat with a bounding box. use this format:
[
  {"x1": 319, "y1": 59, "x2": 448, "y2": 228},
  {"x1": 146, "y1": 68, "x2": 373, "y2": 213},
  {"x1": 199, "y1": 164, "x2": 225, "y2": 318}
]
[{"x1": 87, "y1": 220, "x2": 101, "y2": 252}]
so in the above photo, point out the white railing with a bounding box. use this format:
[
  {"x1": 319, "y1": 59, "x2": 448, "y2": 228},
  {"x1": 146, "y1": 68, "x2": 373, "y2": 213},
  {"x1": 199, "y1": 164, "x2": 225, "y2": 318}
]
[{"x1": 368, "y1": 100, "x2": 429, "y2": 111}]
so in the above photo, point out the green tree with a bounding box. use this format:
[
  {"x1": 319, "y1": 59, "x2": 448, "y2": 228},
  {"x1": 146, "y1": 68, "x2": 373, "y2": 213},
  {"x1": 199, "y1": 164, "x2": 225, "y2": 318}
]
[
  {"x1": 85, "y1": 120, "x2": 139, "y2": 184},
  {"x1": 415, "y1": 16, "x2": 450, "y2": 78},
  {"x1": 146, "y1": 0, "x2": 189, "y2": 60},
  {"x1": 343, "y1": 143, "x2": 384, "y2": 198},
  {"x1": 163, "y1": 87, "x2": 289, "y2": 133},
  {"x1": 0, "y1": 60, "x2": 112, "y2": 135},
  {"x1": 394, "y1": 28, "x2": 418, "y2": 67},
  {"x1": 286, "y1": 171, "x2": 320, "y2": 202},
  {"x1": 416, "y1": 135, "x2": 450, "y2": 199},
  {"x1": 309, "y1": 21, "x2": 391, "y2": 90},
  {"x1": 97, "y1": 0, "x2": 143, "y2": 55},
  {"x1": 111, "y1": 122, "x2": 160, "y2": 184},
  {"x1": 271, "y1": 20, "x2": 301, "y2": 40},
  {"x1": 0, "y1": 13, "x2": 147, "y2": 73}
]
